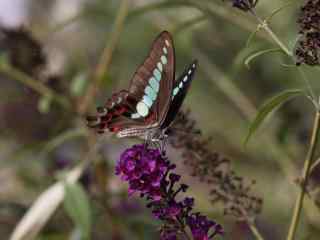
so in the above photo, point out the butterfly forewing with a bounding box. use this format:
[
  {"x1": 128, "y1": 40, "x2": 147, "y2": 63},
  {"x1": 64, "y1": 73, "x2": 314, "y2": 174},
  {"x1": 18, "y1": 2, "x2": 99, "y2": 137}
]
[{"x1": 128, "y1": 31, "x2": 175, "y2": 125}]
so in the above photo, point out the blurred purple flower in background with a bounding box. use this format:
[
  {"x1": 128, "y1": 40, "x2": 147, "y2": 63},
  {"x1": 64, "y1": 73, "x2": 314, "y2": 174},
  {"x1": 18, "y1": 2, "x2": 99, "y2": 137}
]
[
  {"x1": 223, "y1": 0, "x2": 258, "y2": 11},
  {"x1": 116, "y1": 144, "x2": 223, "y2": 240}
]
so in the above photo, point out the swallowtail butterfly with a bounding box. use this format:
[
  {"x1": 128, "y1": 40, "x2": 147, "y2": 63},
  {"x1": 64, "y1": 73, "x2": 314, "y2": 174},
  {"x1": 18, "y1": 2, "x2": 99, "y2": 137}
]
[{"x1": 86, "y1": 31, "x2": 197, "y2": 145}]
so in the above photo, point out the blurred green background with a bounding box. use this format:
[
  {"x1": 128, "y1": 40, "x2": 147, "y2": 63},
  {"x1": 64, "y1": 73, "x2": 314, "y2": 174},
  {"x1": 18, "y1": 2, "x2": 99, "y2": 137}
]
[{"x1": 1, "y1": 0, "x2": 320, "y2": 239}]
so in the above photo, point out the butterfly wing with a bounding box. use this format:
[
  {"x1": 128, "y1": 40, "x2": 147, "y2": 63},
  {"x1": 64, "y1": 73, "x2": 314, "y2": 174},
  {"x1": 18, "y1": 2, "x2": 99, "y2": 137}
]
[
  {"x1": 87, "y1": 31, "x2": 175, "y2": 135},
  {"x1": 160, "y1": 60, "x2": 197, "y2": 129},
  {"x1": 128, "y1": 31, "x2": 175, "y2": 125}
]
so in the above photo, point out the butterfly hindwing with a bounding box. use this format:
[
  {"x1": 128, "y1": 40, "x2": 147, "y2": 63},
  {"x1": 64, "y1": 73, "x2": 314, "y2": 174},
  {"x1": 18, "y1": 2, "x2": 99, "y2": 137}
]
[{"x1": 160, "y1": 60, "x2": 197, "y2": 129}]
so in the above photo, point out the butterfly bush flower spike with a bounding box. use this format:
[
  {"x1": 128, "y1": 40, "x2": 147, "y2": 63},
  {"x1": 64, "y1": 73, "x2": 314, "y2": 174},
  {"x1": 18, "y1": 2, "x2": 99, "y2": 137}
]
[
  {"x1": 170, "y1": 111, "x2": 263, "y2": 221},
  {"x1": 295, "y1": 0, "x2": 320, "y2": 66},
  {"x1": 116, "y1": 144, "x2": 223, "y2": 240}
]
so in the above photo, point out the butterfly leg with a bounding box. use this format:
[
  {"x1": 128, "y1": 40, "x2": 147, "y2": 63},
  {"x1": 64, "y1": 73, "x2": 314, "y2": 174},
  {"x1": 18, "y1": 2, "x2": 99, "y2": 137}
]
[
  {"x1": 160, "y1": 134, "x2": 168, "y2": 155},
  {"x1": 150, "y1": 134, "x2": 167, "y2": 155},
  {"x1": 144, "y1": 130, "x2": 154, "y2": 150}
]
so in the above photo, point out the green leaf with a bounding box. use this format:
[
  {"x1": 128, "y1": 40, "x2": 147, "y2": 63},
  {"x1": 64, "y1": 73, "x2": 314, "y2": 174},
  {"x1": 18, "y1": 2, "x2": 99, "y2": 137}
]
[
  {"x1": 244, "y1": 48, "x2": 282, "y2": 69},
  {"x1": 244, "y1": 89, "x2": 305, "y2": 146},
  {"x1": 64, "y1": 182, "x2": 91, "y2": 239}
]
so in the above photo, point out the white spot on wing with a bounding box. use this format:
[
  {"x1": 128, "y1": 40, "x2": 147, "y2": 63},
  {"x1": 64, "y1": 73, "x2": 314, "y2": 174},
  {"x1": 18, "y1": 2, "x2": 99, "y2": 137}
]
[
  {"x1": 157, "y1": 62, "x2": 163, "y2": 72},
  {"x1": 131, "y1": 113, "x2": 141, "y2": 119},
  {"x1": 183, "y1": 76, "x2": 188, "y2": 82},
  {"x1": 163, "y1": 47, "x2": 168, "y2": 54},
  {"x1": 136, "y1": 102, "x2": 149, "y2": 117},
  {"x1": 173, "y1": 87, "x2": 179, "y2": 96},
  {"x1": 165, "y1": 40, "x2": 170, "y2": 46},
  {"x1": 161, "y1": 55, "x2": 167, "y2": 65},
  {"x1": 142, "y1": 95, "x2": 153, "y2": 107}
]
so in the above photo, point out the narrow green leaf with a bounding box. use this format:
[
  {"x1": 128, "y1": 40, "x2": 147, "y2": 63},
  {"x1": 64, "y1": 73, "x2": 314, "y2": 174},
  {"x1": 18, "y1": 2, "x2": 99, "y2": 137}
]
[
  {"x1": 244, "y1": 89, "x2": 305, "y2": 145},
  {"x1": 245, "y1": 48, "x2": 282, "y2": 69},
  {"x1": 280, "y1": 63, "x2": 297, "y2": 68},
  {"x1": 265, "y1": 0, "x2": 298, "y2": 23},
  {"x1": 64, "y1": 182, "x2": 91, "y2": 239},
  {"x1": 245, "y1": 26, "x2": 261, "y2": 48}
]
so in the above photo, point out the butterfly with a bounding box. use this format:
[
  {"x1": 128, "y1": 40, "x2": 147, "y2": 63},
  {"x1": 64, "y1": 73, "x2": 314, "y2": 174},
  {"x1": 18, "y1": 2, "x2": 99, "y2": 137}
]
[{"x1": 86, "y1": 31, "x2": 197, "y2": 147}]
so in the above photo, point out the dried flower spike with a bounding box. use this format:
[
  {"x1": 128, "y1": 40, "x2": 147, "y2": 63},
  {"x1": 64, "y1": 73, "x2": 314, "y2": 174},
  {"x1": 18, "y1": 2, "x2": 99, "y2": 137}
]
[
  {"x1": 295, "y1": 0, "x2": 320, "y2": 65},
  {"x1": 116, "y1": 144, "x2": 223, "y2": 240},
  {"x1": 170, "y1": 110, "x2": 262, "y2": 222}
]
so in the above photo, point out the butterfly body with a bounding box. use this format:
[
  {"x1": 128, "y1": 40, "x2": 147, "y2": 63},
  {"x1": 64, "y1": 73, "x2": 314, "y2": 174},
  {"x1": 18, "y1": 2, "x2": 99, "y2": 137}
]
[{"x1": 87, "y1": 31, "x2": 197, "y2": 143}]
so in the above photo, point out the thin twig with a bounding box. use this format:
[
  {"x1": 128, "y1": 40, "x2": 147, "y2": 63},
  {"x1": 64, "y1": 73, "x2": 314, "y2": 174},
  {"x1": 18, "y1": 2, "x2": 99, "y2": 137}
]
[
  {"x1": 0, "y1": 61, "x2": 71, "y2": 109},
  {"x1": 310, "y1": 157, "x2": 320, "y2": 174},
  {"x1": 78, "y1": 0, "x2": 129, "y2": 114}
]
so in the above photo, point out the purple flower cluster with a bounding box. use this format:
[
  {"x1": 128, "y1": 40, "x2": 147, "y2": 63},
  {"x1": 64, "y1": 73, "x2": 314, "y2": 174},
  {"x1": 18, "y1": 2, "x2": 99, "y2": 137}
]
[
  {"x1": 116, "y1": 145, "x2": 170, "y2": 200},
  {"x1": 116, "y1": 144, "x2": 223, "y2": 240}
]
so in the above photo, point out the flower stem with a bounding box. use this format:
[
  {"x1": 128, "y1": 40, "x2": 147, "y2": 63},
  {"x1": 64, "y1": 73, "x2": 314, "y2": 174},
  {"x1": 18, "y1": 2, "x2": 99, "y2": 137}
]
[
  {"x1": 250, "y1": 10, "x2": 291, "y2": 56},
  {"x1": 249, "y1": 9, "x2": 320, "y2": 240},
  {"x1": 239, "y1": 206, "x2": 265, "y2": 240},
  {"x1": 248, "y1": 222, "x2": 264, "y2": 240},
  {"x1": 287, "y1": 110, "x2": 320, "y2": 240}
]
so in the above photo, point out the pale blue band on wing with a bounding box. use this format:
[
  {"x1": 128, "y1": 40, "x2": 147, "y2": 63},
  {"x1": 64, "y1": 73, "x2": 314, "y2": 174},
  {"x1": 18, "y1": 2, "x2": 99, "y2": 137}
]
[
  {"x1": 161, "y1": 55, "x2": 167, "y2": 65},
  {"x1": 149, "y1": 77, "x2": 159, "y2": 92},
  {"x1": 143, "y1": 95, "x2": 153, "y2": 107},
  {"x1": 131, "y1": 41, "x2": 171, "y2": 119},
  {"x1": 153, "y1": 69, "x2": 161, "y2": 81}
]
